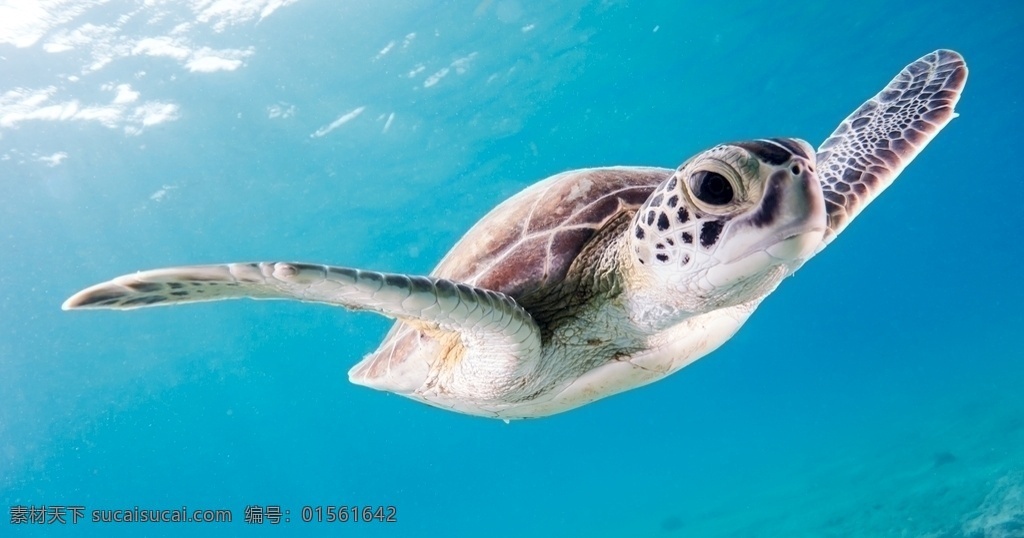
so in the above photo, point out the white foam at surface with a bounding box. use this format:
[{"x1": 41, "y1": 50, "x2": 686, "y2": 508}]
[
  {"x1": 0, "y1": 0, "x2": 299, "y2": 138},
  {"x1": 374, "y1": 40, "x2": 395, "y2": 60},
  {"x1": 423, "y1": 67, "x2": 450, "y2": 88},
  {"x1": 132, "y1": 36, "x2": 193, "y2": 60},
  {"x1": 311, "y1": 106, "x2": 366, "y2": 138},
  {"x1": 423, "y1": 52, "x2": 479, "y2": 88},
  {"x1": 186, "y1": 55, "x2": 243, "y2": 72},
  {"x1": 37, "y1": 151, "x2": 68, "y2": 167},
  {"x1": 132, "y1": 37, "x2": 253, "y2": 72},
  {"x1": 450, "y1": 52, "x2": 477, "y2": 74},
  {"x1": 149, "y1": 184, "x2": 178, "y2": 201},
  {"x1": 0, "y1": 85, "x2": 179, "y2": 133},
  {"x1": 267, "y1": 102, "x2": 295, "y2": 119},
  {"x1": 193, "y1": 0, "x2": 302, "y2": 32},
  {"x1": 112, "y1": 84, "x2": 139, "y2": 104},
  {"x1": 73, "y1": 105, "x2": 123, "y2": 127},
  {"x1": 132, "y1": 101, "x2": 180, "y2": 127},
  {"x1": 408, "y1": 64, "x2": 426, "y2": 78},
  {"x1": 0, "y1": 0, "x2": 101, "y2": 48}
]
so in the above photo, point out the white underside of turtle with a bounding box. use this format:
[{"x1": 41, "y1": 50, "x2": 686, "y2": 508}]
[{"x1": 64, "y1": 50, "x2": 968, "y2": 420}]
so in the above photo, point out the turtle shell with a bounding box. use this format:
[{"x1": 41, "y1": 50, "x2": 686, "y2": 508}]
[
  {"x1": 431, "y1": 166, "x2": 671, "y2": 297},
  {"x1": 352, "y1": 166, "x2": 671, "y2": 389}
]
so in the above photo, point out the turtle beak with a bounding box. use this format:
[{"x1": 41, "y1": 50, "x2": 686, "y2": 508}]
[{"x1": 720, "y1": 147, "x2": 826, "y2": 269}]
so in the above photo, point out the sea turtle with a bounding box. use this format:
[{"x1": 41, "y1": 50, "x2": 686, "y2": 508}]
[{"x1": 64, "y1": 50, "x2": 968, "y2": 420}]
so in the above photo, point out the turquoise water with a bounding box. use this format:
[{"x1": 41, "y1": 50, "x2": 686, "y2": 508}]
[{"x1": 2, "y1": 1, "x2": 1022, "y2": 536}]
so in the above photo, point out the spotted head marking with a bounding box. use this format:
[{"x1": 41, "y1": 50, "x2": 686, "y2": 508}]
[{"x1": 628, "y1": 138, "x2": 827, "y2": 310}]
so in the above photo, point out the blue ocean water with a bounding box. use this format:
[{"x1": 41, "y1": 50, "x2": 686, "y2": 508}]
[{"x1": 2, "y1": 0, "x2": 1022, "y2": 536}]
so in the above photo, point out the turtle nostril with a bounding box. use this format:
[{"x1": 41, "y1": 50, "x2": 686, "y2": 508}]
[{"x1": 791, "y1": 164, "x2": 801, "y2": 175}]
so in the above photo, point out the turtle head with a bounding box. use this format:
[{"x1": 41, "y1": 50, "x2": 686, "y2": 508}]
[{"x1": 628, "y1": 138, "x2": 826, "y2": 313}]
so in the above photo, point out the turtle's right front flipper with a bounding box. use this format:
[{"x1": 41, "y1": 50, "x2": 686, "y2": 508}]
[
  {"x1": 815, "y1": 49, "x2": 968, "y2": 250},
  {"x1": 63, "y1": 262, "x2": 541, "y2": 363}
]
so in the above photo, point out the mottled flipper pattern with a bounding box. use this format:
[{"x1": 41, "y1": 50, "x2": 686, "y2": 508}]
[
  {"x1": 816, "y1": 49, "x2": 967, "y2": 248},
  {"x1": 63, "y1": 262, "x2": 541, "y2": 360}
]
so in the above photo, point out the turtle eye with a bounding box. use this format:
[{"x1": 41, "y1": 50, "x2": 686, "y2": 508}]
[{"x1": 690, "y1": 171, "x2": 734, "y2": 205}]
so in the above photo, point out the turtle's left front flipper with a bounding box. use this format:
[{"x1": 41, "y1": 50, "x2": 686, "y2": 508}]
[
  {"x1": 816, "y1": 49, "x2": 968, "y2": 250},
  {"x1": 63, "y1": 262, "x2": 541, "y2": 360}
]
